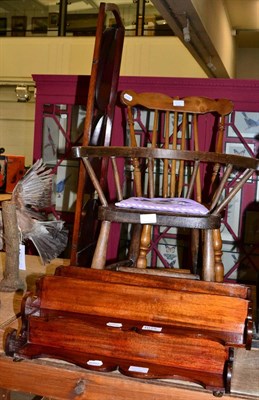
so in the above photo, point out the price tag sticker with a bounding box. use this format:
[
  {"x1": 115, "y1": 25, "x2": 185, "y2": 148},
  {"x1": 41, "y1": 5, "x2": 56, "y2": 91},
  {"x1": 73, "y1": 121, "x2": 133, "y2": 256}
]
[
  {"x1": 106, "y1": 322, "x2": 123, "y2": 328},
  {"x1": 140, "y1": 214, "x2": 157, "y2": 224},
  {"x1": 87, "y1": 360, "x2": 103, "y2": 366},
  {"x1": 128, "y1": 366, "x2": 149, "y2": 374},
  {"x1": 123, "y1": 93, "x2": 133, "y2": 101},
  {"x1": 173, "y1": 100, "x2": 185, "y2": 107},
  {"x1": 142, "y1": 325, "x2": 162, "y2": 332},
  {"x1": 19, "y1": 243, "x2": 26, "y2": 270}
]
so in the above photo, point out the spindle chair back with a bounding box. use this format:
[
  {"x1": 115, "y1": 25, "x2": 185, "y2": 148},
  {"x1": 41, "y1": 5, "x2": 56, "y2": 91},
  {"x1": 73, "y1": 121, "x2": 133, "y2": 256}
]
[{"x1": 120, "y1": 90, "x2": 233, "y2": 280}]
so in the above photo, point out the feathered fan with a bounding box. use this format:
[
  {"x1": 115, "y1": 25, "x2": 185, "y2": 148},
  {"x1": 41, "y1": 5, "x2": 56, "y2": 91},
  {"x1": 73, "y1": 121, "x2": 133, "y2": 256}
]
[{"x1": 7, "y1": 159, "x2": 68, "y2": 264}]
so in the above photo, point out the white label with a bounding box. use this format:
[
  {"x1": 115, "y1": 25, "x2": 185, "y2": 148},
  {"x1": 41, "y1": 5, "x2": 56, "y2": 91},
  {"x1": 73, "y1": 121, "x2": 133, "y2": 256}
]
[
  {"x1": 106, "y1": 322, "x2": 123, "y2": 328},
  {"x1": 128, "y1": 366, "x2": 149, "y2": 374},
  {"x1": 140, "y1": 214, "x2": 157, "y2": 224},
  {"x1": 87, "y1": 360, "x2": 103, "y2": 366},
  {"x1": 123, "y1": 93, "x2": 133, "y2": 101},
  {"x1": 142, "y1": 325, "x2": 162, "y2": 332},
  {"x1": 173, "y1": 100, "x2": 185, "y2": 107},
  {"x1": 19, "y1": 244, "x2": 26, "y2": 270}
]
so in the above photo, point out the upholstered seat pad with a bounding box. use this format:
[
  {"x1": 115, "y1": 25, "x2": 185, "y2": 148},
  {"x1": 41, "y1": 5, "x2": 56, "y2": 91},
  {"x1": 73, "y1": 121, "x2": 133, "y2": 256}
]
[{"x1": 115, "y1": 197, "x2": 209, "y2": 215}]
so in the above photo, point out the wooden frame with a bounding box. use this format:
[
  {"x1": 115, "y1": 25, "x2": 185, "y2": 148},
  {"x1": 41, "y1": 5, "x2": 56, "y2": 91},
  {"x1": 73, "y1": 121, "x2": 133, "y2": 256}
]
[
  {"x1": 48, "y1": 13, "x2": 59, "y2": 28},
  {"x1": 31, "y1": 17, "x2": 48, "y2": 34},
  {"x1": 11, "y1": 16, "x2": 27, "y2": 37},
  {"x1": 67, "y1": 13, "x2": 98, "y2": 35},
  {"x1": 0, "y1": 18, "x2": 7, "y2": 36},
  {"x1": 70, "y1": 3, "x2": 125, "y2": 266}
]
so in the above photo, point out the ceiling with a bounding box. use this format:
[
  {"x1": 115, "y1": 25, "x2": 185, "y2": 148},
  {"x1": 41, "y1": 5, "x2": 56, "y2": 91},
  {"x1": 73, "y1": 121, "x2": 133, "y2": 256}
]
[
  {"x1": 151, "y1": 0, "x2": 259, "y2": 78},
  {"x1": 224, "y1": 0, "x2": 259, "y2": 48},
  {"x1": 0, "y1": 0, "x2": 97, "y2": 14},
  {"x1": 0, "y1": 0, "x2": 258, "y2": 77},
  {"x1": 0, "y1": 0, "x2": 258, "y2": 48}
]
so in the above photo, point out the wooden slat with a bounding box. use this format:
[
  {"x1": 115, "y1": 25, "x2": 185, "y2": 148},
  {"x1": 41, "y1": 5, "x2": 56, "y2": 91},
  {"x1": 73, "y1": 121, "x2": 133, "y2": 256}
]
[
  {"x1": 55, "y1": 266, "x2": 250, "y2": 298},
  {"x1": 72, "y1": 146, "x2": 259, "y2": 170}
]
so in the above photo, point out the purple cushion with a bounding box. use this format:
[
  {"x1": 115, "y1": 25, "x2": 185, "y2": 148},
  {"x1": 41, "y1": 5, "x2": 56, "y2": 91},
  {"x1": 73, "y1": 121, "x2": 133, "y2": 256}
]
[{"x1": 115, "y1": 197, "x2": 209, "y2": 215}]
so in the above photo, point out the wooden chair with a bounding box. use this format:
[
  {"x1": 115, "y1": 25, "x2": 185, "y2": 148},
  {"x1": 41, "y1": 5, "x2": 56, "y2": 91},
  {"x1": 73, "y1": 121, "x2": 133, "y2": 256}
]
[
  {"x1": 72, "y1": 145, "x2": 258, "y2": 281},
  {"x1": 119, "y1": 90, "x2": 234, "y2": 282},
  {"x1": 70, "y1": 2, "x2": 124, "y2": 266}
]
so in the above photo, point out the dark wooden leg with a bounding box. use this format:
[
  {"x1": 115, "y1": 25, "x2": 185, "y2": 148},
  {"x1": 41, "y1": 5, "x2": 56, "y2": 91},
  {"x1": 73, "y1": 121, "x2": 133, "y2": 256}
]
[
  {"x1": 202, "y1": 230, "x2": 216, "y2": 282},
  {"x1": 128, "y1": 224, "x2": 142, "y2": 266},
  {"x1": 91, "y1": 221, "x2": 111, "y2": 269},
  {"x1": 191, "y1": 229, "x2": 199, "y2": 274}
]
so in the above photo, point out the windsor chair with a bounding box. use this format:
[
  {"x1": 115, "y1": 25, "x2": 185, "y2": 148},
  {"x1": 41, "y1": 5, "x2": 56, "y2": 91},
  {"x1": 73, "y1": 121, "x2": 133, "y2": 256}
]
[
  {"x1": 119, "y1": 90, "x2": 233, "y2": 281},
  {"x1": 72, "y1": 145, "x2": 258, "y2": 281}
]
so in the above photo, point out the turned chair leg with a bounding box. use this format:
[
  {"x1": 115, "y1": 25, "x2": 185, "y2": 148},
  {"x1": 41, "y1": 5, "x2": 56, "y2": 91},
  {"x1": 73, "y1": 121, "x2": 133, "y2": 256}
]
[
  {"x1": 136, "y1": 224, "x2": 152, "y2": 269},
  {"x1": 128, "y1": 224, "x2": 142, "y2": 266},
  {"x1": 213, "y1": 229, "x2": 224, "y2": 282},
  {"x1": 202, "y1": 229, "x2": 216, "y2": 282},
  {"x1": 91, "y1": 221, "x2": 111, "y2": 269},
  {"x1": 191, "y1": 229, "x2": 200, "y2": 275}
]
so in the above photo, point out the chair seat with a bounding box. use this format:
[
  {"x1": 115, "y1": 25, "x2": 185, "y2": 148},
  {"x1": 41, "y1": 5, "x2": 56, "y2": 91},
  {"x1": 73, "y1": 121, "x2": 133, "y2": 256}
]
[
  {"x1": 99, "y1": 204, "x2": 221, "y2": 229},
  {"x1": 115, "y1": 197, "x2": 209, "y2": 214}
]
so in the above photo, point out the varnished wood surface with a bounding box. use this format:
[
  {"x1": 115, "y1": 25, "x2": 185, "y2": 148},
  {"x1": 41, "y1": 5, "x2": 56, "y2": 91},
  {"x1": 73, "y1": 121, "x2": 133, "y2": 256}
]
[
  {"x1": 33, "y1": 272, "x2": 251, "y2": 346},
  {"x1": 15, "y1": 318, "x2": 230, "y2": 391},
  {"x1": 0, "y1": 347, "x2": 258, "y2": 400},
  {"x1": 0, "y1": 252, "x2": 69, "y2": 327},
  {"x1": 73, "y1": 146, "x2": 259, "y2": 170},
  {"x1": 0, "y1": 254, "x2": 258, "y2": 399},
  {"x1": 56, "y1": 265, "x2": 250, "y2": 298},
  {"x1": 120, "y1": 91, "x2": 234, "y2": 115}
]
